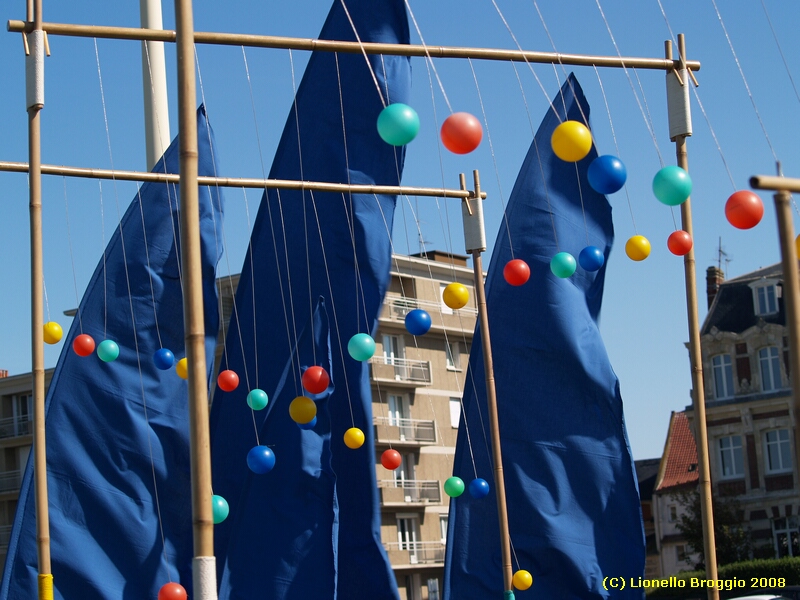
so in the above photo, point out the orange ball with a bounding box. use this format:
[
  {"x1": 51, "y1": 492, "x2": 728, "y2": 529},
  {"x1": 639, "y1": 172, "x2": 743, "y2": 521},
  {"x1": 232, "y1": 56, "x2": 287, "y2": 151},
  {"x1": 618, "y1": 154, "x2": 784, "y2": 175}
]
[
  {"x1": 381, "y1": 449, "x2": 402, "y2": 470},
  {"x1": 217, "y1": 369, "x2": 239, "y2": 392},
  {"x1": 725, "y1": 190, "x2": 764, "y2": 230},
  {"x1": 302, "y1": 366, "x2": 330, "y2": 395},
  {"x1": 440, "y1": 112, "x2": 483, "y2": 154}
]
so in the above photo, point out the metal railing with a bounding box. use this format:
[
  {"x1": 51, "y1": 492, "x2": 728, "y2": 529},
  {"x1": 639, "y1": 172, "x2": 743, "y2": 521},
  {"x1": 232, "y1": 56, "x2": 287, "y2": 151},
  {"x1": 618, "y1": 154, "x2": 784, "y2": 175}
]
[
  {"x1": 370, "y1": 355, "x2": 432, "y2": 385},
  {"x1": 383, "y1": 293, "x2": 478, "y2": 319},
  {"x1": 378, "y1": 479, "x2": 441, "y2": 504},
  {"x1": 0, "y1": 417, "x2": 32, "y2": 439},
  {"x1": 374, "y1": 416, "x2": 436, "y2": 443},
  {"x1": 0, "y1": 470, "x2": 22, "y2": 494},
  {"x1": 384, "y1": 541, "x2": 446, "y2": 565}
]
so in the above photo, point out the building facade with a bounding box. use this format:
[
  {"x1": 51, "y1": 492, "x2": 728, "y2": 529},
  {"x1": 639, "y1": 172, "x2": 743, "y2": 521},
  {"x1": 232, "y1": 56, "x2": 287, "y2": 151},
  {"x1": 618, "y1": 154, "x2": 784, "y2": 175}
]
[{"x1": 0, "y1": 251, "x2": 475, "y2": 599}]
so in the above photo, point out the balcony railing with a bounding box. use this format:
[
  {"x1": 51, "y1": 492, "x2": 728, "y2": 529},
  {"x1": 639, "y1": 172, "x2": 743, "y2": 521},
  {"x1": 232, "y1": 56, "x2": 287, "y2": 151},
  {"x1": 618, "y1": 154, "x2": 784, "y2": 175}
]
[
  {"x1": 382, "y1": 293, "x2": 478, "y2": 321},
  {"x1": 0, "y1": 470, "x2": 22, "y2": 494},
  {"x1": 370, "y1": 355, "x2": 432, "y2": 386},
  {"x1": 378, "y1": 479, "x2": 441, "y2": 504},
  {"x1": 0, "y1": 417, "x2": 32, "y2": 439},
  {"x1": 0, "y1": 525, "x2": 11, "y2": 549},
  {"x1": 374, "y1": 416, "x2": 436, "y2": 444},
  {"x1": 384, "y1": 541, "x2": 445, "y2": 566}
]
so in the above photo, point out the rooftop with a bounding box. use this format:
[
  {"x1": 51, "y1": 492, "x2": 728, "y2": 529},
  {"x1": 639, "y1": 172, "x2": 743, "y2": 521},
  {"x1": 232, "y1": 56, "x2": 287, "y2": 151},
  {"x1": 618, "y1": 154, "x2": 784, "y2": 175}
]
[{"x1": 655, "y1": 411, "x2": 698, "y2": 492}]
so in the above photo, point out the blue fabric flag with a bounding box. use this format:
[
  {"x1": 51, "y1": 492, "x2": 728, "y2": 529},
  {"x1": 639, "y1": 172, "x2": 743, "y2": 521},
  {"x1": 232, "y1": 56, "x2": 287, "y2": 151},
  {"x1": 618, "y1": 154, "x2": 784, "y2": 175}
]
[
  {"x1": 1, "y1": 106, "x2": 225, "y2": 599},
  {"x1": 208, "y1": 1, "x2": 410, "y2": 598},
  {"x1": 442, "y1": 75, "x2": 645, "y2": 599}
]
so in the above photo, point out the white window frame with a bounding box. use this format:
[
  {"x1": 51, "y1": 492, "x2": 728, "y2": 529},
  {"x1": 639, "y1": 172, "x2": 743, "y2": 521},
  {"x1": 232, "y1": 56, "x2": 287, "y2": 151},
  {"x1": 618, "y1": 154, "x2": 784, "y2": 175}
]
[
  {"x1": 449, "y1": 397, "x2": 461, "y2": 429},
  {"x1": 382, "y1": 334, "x2": 404, "y2": 364},
  {"x1": 439, "y1": 515, "x2": 449, "y2": 543},
  {"x1": 712, "y1": 354, "x2": 734, "y2": 399},
  {"x1": 446, "y1": 341, "x2": 461, "y2": 371},
  {"x1": 759, "y1": 346, "x2": 782, "y2": 392},
  {"x1": 773, "y1": 516, "x2": 800, "y2": 558},
  {"x1": 718, "y1": 435, "x2": 744, "y2": 479},
  {"x1": 764, "y1": 429, "x2": 792, "y2": 474},
  {"x1": 440, "y1": 284, "x2": 453, "y2": 315},
  {"x1": 751, "y1": 280, "x2": 779, "y2": 316}
]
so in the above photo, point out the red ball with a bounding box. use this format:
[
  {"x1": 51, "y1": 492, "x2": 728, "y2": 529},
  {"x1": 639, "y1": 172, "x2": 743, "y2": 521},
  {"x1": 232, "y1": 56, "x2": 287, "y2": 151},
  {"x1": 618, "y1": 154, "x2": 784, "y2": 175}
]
[
  {"x1": 667, "y1": 230, "x2": 693, "y2": 256},
  {"x1": 217, "y1": 369, "x2": 239, "y2": 392},
  {"x1": 440, "y1": 112, "x2": 483, "y2": 154},
  {"x1": 302, "y1": 366, "x2": 330, "y2": 395},
  {"x1": 72, "y1": 334, "x2": 96, "y2": 357},
  {"x1": 381, "y1": 449, "x2": 402, "y2": 470},
  {"x1": 725, "y1": 190, "x2": 764, "y2": 230},
  {"x1": 158, "y1": 583, "x2": 187, "y2": 600},
  {"x1": 503, "y1": 259, "x2": 530, "y2": 286}
]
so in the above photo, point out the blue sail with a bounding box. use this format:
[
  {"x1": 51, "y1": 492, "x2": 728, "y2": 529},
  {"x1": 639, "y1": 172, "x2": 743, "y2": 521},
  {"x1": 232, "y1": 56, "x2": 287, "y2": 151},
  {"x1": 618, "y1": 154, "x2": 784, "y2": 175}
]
[
  {"x1": 208, "y1": 0, "x2": 410, "y2": 598},
  {"x1": 442, "y1": 75, "x2": 645, "y2": 599},
  {"x1": 0, "y1": 106, "x2": 225, "y2": 599}
]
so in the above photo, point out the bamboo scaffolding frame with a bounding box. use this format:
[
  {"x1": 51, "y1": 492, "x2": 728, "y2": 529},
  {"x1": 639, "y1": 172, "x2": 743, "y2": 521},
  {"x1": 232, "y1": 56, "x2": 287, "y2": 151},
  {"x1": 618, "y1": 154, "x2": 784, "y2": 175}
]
[
  {"x1": 751, "y1": 174, "x2": 800, "y2": 193},
  {"x1": 0, "y1": 159, "x2": 486, "y2": 198},
  {"x1": 7, "y1": 19, "x2": 701, "y2": 72}
]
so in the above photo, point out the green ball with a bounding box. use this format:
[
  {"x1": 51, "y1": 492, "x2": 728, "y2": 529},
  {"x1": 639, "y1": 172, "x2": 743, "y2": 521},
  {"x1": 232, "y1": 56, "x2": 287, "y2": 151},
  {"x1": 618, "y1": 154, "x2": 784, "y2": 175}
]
[
  {"x1": 348, "y1": 333, "x2": 376, "y2": 362},
  {"x1": 211, "y1": 494, "x2": 229, "y2": 524},
  {"x1": 652, "y1": 165, "x2": 692, "y2": 206},
  {"x1": 377, "y1": 103, "x2": 420, "y2": 146},
  {"x1": 97, "y1": 339, "x2": 120, "y2": 362},
  {"x1": 444, "y1": 476, "x2": 465, "y2": 498},
  {"x1": 247, "y1": 389, "x2": 269, "y2": 411},
  {"x1": 550, "y1": 252, "x2": 577, "y2": 278}
]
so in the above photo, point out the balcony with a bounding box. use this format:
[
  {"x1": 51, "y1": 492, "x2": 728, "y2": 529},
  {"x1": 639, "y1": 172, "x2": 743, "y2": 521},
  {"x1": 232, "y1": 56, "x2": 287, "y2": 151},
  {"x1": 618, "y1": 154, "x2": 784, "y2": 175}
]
[
  {"x1": 378, "y1": 479, "x2": 441, "y2": 506},
  {"x1": 380, "y1": 294, "x2": 477, "y2": 332},
  {"x1": 374, "y1": 416, "x2": 436, "y2": 446},
  {"x1": 0, "y1": 525, "x2": 11, "y2": 549},
  {"x1": 0, "y1": 417, "x2": 32, "y2": 440},
  {"x1": 0, "y1": 470, "x2": 22, "y2": 494},
  {"x1": 384, "y1": 541, "x2": 445, "y2": 567},
  {"x1": 370, "y1": 356, "x2": 432, "y2": 387}
]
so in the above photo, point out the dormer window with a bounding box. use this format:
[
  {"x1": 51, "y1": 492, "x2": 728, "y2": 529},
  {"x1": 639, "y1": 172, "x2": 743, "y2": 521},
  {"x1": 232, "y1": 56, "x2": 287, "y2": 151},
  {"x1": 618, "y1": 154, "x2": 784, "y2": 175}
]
[{"x1": 750, "y1": 280, "x2": 779, "y2": 316}]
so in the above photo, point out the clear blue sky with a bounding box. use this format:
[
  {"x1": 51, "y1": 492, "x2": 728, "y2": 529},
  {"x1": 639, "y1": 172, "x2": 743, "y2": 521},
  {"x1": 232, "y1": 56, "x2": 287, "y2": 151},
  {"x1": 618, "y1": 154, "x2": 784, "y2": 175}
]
[{"x1": 0, "y1": 0, "x2": 798, "y2": 462}]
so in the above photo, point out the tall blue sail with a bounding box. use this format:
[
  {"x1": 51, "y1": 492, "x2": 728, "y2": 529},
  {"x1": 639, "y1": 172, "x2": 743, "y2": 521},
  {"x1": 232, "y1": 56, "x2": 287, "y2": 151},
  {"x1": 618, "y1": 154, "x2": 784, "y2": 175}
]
[
  {"x1": 442, "y1": 75, "x2": 645, "y2": 599},
  {"x1": 1, "y1": 106, "x2": 225, "y2": 599},
  {"x1": 208, "y1": 1, "x2": 410, "y2": 598}
]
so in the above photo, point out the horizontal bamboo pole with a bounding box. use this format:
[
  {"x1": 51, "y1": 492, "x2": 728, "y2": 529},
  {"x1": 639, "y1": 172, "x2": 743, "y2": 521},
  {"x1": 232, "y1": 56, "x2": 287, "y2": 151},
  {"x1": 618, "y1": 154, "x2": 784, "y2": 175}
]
[
  {"x1": 0, "y1": 159, "x2": 485, "y2": 198},
  {"x1": 751, "y1": 175, "x2": 800, "y2": 193},
  {"x1": 7, "y1": 20, "x2": 701, "y2": 71}
]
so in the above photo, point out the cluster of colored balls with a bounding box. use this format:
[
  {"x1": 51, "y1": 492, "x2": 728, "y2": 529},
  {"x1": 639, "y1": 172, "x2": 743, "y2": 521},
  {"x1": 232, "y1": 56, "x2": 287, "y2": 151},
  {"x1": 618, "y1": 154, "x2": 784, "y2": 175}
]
[
  {"x1": 158, "y1": 583, "x2": 187, "y2": 600},
  {"x1": 444, "y1": 476, "x2": 465, "y2": 497},
  {"x1": 348, "y1": 333, "x2": 376, "y2": 362},
  {"x1": 513, "y1": 570, "x2": 533, "y2": 591},
  {"x1": 652, "y1": 166, "x2": 692, "y2": 206},
  {"x1": 468, "y1": 477, "x2": 490, "y2": 499},
  {"x1": 344, "y1": 427, "x2": 365, "y2": 449},
  {"x1": 440, "y1": 112, "x2": 483, "y2": 154},
  {"x1": 377, "y1": 103, "x2": 420, "y2": 146},
  {"x1": 302, "y1": 366, "x2": 330, "y2": 395},
  {"x1": 211, "y1": 494, "x2": 229, "y2": 524},
  {"x1": 442, "y1": 282, "x2": 469, "y2": 310},
  {"x1": 625, "y1": 235, "x2": 651, "y2": 262},
  {"x1": 551, "y1": 120, "x2": 592, "y2": 162},
  {"x1": 725, "y1": 190, "x2": 764, "y2": 230},
  {"x1": 247, "y1": 445, "x2": 276, "y2": 474},
  {"x1": 289, "y1": 396, "x2": 317, "y2": 424},
  {"x1": 405, "y1": 309, "x2": 432, "y2": 336},
  {"x1": 246, "y1": 389, "x2": 269, "y2": 411},
  {"x1": 588, "y1": 155, "x2": 627, "y2": 194},
  {"x1": 153, "y1": 348, "x2": 174, "y2": 371},
  {"x1": 381, "y1": 448, "x2": 402, "y2": 470},
  {"x1": 503, "y1": 259, "x2": 530, "y2": 286},
  {"x1": 667, "y1": 230, "x2": 693, "y2": 256},
  {"x1": 43, "y1": 322, "x2": 63, "y2": 345},
  {"x1": 217, "y1": 369, "x2": 239, "y2": 392}
]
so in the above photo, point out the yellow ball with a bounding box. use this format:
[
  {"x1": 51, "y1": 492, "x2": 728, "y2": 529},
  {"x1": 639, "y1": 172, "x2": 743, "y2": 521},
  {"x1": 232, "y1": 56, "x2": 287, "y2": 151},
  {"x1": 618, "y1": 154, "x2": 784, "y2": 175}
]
[
  {"x1": 176, "y1": 357, "x2": 189, "y2": 380},
  {"x1": 343, "y1": 427, "x2": 365, "y2": 449},
  {"x1": 551, "y1": 120, "x2": 593, "y2": 162},
  {"x1": 289, "y1": 396, "x2": 317, "y2": 424},
  {"x1": 625, "y1": 235, "x2": 651, "y2": 262},
  {"x1": 443, "y1": 282, "x2": 469, "y2": 310},
  {"x1": 795, "y1": 233, "x2": 800, "y2": 258},
  {"x1": 43, "y1": 322, "x2": 63, "y2": 345},
  {"x1": 513, "y1": 569, "x2": 533, "y2": 591}
]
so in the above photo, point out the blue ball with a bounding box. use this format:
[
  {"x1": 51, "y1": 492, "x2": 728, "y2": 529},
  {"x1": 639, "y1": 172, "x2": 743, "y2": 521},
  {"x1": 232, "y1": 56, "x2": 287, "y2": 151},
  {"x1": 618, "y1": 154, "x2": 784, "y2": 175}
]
[
  {"x1": 153, "y1": 348, "x2": 175, "y2": 370},
  {"x1": 247, "y1": 446, "x2": 276, "y2": 474},
  {"x1": 588, "y1": 155, "x2": 627, "y2": 194},
  {"x1": 298, "y1": 416, "x2": 317, "y2": 430},
  {"x1": 469, "y1": 477, "x2": 490, "y2": 499},
  {"x1": 579, "y1": 246, "x2": 605, "y2": 271},
  {"x1": 405, "y1": 309, "x2": 432, "y2": 336}
]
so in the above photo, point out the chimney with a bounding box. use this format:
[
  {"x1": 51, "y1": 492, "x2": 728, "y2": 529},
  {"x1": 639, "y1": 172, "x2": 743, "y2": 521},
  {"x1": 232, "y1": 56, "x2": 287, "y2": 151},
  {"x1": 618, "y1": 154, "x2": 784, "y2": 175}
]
[
  {"x1": 706, "y1": 266, "x2": 724, "y2": 309},
  {"x1": 0, "y1": 370, "x2": 7, "y2": 378}
]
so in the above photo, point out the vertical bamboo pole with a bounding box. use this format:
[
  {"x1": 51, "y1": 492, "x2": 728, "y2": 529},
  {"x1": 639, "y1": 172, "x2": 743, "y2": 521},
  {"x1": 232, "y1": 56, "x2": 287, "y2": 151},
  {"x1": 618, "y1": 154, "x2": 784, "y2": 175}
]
[
  {"x1": 140, "y1": 0, "x2": 170, "y2": 170},
  {"x1": 174, "y1": 0, "x2": 217, "y2": 597},
  {"x1": 461, "y1": 171, "x2": 515, "y2": 598},
  {"x1": 669, "y1": 35, "x2": 719, "y2": 599},
  {"x1": 27, "y1": 1, "x2": 53, "y2": 598},
  {"x1": 770, "y1": 169, "x2": 800, "y2": 486}
]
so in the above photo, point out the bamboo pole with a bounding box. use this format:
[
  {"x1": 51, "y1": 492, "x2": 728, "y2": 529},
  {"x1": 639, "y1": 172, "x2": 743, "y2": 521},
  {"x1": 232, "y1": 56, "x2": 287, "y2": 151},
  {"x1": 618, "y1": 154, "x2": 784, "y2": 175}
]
[
  {"x1": 0, "y1": 159, "x2": 486, "y2": 198},
  {"x1": 669, "y1": 36, "x2": 719, "y2": 600},
  {"x1": 6, "y1": 20, "x2": 701, "y2": 72},
  {"x1": 461, "y1": 171, "x2": 514, "y2": 598},
  {"x1": 174, "y1": 0, "x2": 216, "y2": 596},
  {"x1": 751, "y1": 175, "x2": 800, "y2": 194},
  {"x1": 140, "y1": 0, "x2": 170, "y2": 170},
  {"x1": 27, "y1": 0, "x2": 53, "y2": 597}
]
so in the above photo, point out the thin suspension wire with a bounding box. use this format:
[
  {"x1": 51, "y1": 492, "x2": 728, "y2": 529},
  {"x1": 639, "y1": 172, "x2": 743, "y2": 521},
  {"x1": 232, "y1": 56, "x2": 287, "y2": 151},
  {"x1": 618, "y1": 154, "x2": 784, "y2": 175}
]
[
  {"x1": 42, "y1": 279, "x2": 51, "y2": 323},
  {"x1": 403, "y1": 0, "x2": 453, "y2": 112},
  {"x1": 337, "y1": 0, "x2": 386, "y2": 107},
  {"x1": 135, "y1": 182, "x2": 164, "y2": 348},
  {"x1": 98, "y1": 181, "x2": 108, "y2": 336},
  {"x1": 710, "y1": 0, "x2": 779, "y2": 164},
  {"x1": 63, "y1": 178, "x2": 84, "y2": 332},
  {"x1": 760, "y1": 0, "x2": 800, "y2": 107}
]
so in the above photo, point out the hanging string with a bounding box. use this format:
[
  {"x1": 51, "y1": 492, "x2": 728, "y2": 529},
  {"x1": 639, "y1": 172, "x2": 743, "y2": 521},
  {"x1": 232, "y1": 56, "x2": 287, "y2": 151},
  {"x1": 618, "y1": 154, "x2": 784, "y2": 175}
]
[
  {"x1": 135, "y1": 182, "x2": 164, "y2": 349},
  {"x1": 97, "y1": 180, "x2": 107, "y2": 337},
  {"x1": 403, "y1": 0, "x2": 453, "y2": 112},
  {"x1": 63, "y1": 178, "x2": 84, "y2": 332},
  {"x1": 337, "y1": 0, "x2": 387, "y2": 107},
  {"x1": 760, "y1": 0, "x2": 800, "y2": 107}
]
